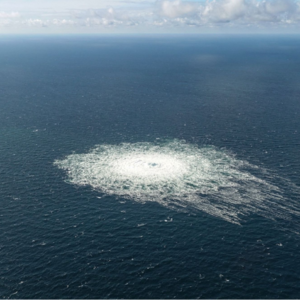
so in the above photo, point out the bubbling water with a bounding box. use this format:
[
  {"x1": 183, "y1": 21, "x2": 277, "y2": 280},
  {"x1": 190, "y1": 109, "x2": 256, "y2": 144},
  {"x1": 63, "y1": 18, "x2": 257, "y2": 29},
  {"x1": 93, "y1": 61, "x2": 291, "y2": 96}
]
[
  {"x1": 111, "y1": 153, "x2": 187, "y2": 180},
  {"x1": 54, "y1": 140, "x2": 300, "y2": 225}
]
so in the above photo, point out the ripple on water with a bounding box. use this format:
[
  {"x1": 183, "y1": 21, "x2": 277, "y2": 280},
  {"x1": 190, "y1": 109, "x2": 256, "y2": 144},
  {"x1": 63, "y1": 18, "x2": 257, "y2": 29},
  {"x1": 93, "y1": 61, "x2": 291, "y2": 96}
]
[{"x1": 54, "y1": 139, "x2": 300, "y2": 225}]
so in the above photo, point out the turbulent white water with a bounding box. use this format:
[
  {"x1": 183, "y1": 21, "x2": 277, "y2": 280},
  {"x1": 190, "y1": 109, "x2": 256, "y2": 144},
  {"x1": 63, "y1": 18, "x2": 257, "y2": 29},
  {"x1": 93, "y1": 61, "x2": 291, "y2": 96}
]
[{"x1": 54, "y1": 140, "x2": 300, "y2": 224}]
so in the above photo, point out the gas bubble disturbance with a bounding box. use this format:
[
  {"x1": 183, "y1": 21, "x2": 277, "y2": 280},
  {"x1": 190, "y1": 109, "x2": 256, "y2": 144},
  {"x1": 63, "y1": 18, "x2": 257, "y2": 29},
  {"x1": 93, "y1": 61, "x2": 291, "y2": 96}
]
[{"x1": 54, "y1": 140, "x2": 300, "y2": 225}]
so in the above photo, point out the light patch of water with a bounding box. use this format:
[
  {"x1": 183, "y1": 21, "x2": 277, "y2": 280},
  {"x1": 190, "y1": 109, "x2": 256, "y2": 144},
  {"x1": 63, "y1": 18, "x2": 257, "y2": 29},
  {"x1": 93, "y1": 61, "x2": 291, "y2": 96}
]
[{"x1": 54, "y1": 139, "x2": 300, "y2": 225}]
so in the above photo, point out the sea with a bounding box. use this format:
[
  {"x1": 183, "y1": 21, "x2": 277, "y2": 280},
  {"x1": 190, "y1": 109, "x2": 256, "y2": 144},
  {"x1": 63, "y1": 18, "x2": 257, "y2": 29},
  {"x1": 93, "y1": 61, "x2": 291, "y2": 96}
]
[{"x1": 1, "y1": 35, "x2": 300, "y2": 298}]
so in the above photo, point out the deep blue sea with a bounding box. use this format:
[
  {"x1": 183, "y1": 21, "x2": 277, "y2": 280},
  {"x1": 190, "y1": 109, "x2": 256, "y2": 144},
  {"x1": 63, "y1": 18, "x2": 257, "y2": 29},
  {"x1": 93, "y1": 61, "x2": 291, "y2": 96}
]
[{"x1": 1, "y1": 35, "x2": 300, "y2": 298}]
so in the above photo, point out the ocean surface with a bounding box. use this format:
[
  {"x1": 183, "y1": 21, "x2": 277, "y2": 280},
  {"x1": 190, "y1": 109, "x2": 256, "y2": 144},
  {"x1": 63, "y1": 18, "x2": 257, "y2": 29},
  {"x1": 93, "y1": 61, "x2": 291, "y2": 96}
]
[{"x1": 1, "y1": 35, "x2": 300, "y2": 298}]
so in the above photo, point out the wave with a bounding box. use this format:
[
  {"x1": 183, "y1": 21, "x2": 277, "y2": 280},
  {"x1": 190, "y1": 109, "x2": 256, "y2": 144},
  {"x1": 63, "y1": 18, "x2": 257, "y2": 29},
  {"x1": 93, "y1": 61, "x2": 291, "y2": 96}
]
[{"x1": 54, "y1": 139, "x2": 300, "y2": 225}]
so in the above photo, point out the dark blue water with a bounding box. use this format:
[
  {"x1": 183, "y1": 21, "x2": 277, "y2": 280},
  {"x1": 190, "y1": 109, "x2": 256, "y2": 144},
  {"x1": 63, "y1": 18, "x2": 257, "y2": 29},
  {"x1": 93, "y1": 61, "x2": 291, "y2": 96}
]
[{"x1": 1, "y1": 35, "x2": 300, "y2": 298}]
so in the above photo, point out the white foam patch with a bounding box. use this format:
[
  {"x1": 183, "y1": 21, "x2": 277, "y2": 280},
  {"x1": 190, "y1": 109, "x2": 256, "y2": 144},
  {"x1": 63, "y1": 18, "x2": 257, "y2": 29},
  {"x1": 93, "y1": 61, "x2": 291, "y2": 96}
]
[{"x1": 54, "y1": 140, "x2": 300, "y2": 225}]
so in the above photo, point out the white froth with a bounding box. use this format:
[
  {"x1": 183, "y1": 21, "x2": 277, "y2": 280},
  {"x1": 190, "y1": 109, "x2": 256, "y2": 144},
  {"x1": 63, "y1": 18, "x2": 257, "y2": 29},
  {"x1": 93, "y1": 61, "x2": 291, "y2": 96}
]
[
  {"x1": 111, "y1": 153, "x2": 187, "y2": 179},
  {"x1": 54, "y1": 140, "x2": 300, "y2": 225}
]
